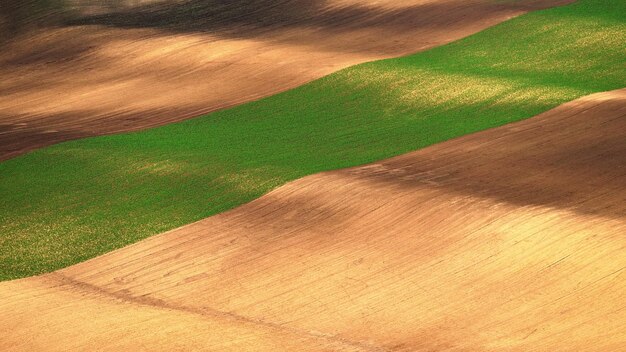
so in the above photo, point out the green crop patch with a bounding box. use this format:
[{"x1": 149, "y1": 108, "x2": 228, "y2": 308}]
[{"x1": 1, "y1": 0, "x2": 624, "y2": 280}]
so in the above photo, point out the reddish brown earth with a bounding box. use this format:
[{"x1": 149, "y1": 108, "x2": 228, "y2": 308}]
[
  {"x1": 0, "y1": 0, "x2": 573, "y2": 160},
  {"x1": 1, "y1": 90, "x2": 624, "y2": 351}
]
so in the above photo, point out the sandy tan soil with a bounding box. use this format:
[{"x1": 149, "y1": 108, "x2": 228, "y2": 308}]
[
  {"x1": 1, "y1": 89, "x2": 624, "y2": 351},
  {"x1": 0, "y1": 0, "x2": 573, "y2": 160}
]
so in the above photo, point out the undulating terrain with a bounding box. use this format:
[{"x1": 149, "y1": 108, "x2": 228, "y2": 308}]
[
  {"x1": 2, "y1": 89, "x2": 624, "y2": 351},
  {"x1": 1, "y1": 0, "x2": 623, "y2": 280},
  {"x1": 0, "y1": 0, "x2": 625, "y2": 350},
  {"x1": 0, "y1": 0, "x2": 571, "y2": 160}
]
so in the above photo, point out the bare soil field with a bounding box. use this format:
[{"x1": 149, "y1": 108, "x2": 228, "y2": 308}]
[
  {"x1": 1, "y1": 89, "x2": 623, "y2": 351},
  {"x1": 0, "y1": 0, "x2": 573, "y2": 160}
]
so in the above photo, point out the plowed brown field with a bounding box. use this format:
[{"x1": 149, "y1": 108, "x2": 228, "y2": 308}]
[
  {"x1": 2, "y1": 89, "x2": 624, "y2": 351},
  {"x1": 0, "y1": 0, "x2": 573, "y2": 160}
]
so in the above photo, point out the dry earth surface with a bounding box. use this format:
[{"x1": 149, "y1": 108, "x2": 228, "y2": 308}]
[
  {"x1": 1, "y1": 89, "x2": 624, "y2": 351},
  {"x1": 0, "y1": 0, "x2": 573, "y2": 160}
]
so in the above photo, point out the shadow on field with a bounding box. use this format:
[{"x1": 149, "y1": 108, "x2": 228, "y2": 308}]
[
  {"x1": 348, "y1": 90, "x2": 626, "y2": 221},
  {"x1": 67, "y1": 0, "x2": 526, "y2": 38}
]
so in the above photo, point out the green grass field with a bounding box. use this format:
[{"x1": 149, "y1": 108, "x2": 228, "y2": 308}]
[{"x1": 1, "y1": 0, "x2": 624, "y2": 280}]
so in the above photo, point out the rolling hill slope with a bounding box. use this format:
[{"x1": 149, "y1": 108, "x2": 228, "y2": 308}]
[
  {"x1": 0, "y1": 0, "x2": 571, "y2": 160},
  {"x1": 2, "y1": 89, "x2": 624, "y2": 351},
  {"x1": 1, "y1": 0, "x2": 624, "y2": 280}
]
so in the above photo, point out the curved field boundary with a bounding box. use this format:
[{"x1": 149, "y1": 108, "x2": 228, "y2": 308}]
[
  {"x1": 1, "y1": 89, "x2": 624, "y2": 351},
  {"x1": 0, "y1": 0, "x2": 571, "y2": 160},
  {"x1": 1, "y1": 0, "x2": 625, "y2": 280}
]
